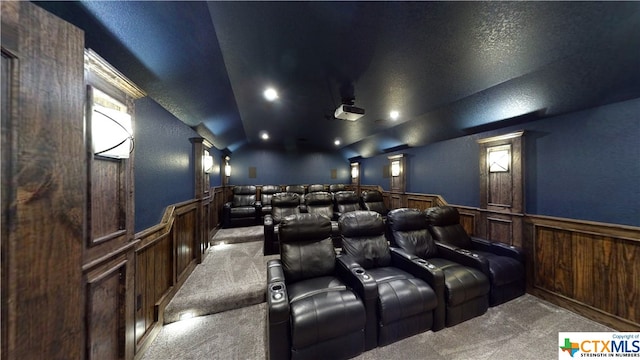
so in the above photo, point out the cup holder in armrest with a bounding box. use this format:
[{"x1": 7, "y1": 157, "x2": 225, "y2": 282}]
[
  {"x1": 269, "y1": 282, "x2": 285, "y2": 301},
  {"x1": 352, "y1": 268, "x2": 371, "y2": 280},
  {"x1": 416, "y1": 258, "x2": 436, "y2": 269}
]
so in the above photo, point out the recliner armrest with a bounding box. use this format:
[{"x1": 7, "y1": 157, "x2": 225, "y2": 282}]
[
  {"x1": 336, "y1": 255, "x2": 378, "y2": 301},
  {"x1": 267, "y1": 259, "x2": 285, "y2": 284},
  {"x1": 266, "y1": 260, "x2": 290, "y2": 360},
  {"x1": 223, "y1": 201, "x2": 233, "y2": 209},
  {"x1": 435, "y1": 241, "x2": 490, "y2": 275},
  {"x1": 389, "y1": 248, "x2": 444, "y2": 291},
  {"x1": 336, "y1": 254, "x2": 378, "y2": 350},
  {"x1": 389, "y1": 247, "x2": 445, "y2": 331},
  {"x1": 264, "y1": 214, "x2": 274, "y2": 228},
  {"x1": 490, "y1": 241, "x2": 525, "y2": 263},
  {"x1": 470, "y1": 236, "x2": 492, "y2": 252}
]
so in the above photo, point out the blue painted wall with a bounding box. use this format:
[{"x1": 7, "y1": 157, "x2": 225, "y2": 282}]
[
  {"x1": 228, "y1": 146, "x2": 351, "y2": 186},
  {"x1": 362, "y1": 98, "x2": 640, "y2": 227},
  {"x1": 134, "y1": 98, "x2": 199, "y2": 232}
]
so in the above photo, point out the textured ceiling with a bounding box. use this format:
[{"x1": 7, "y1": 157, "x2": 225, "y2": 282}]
[{"x1": 35, "y1": 1, "x2": 640, "y2": 158}]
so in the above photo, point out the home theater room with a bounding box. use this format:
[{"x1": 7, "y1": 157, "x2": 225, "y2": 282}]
[{"x1": 2, "y1": 1, "x2": 639, "y2": 359}]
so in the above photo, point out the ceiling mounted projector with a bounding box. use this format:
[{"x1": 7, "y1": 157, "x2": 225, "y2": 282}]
[{"x1": 334, "y1": 104, "x2": 365, "y2": 121}]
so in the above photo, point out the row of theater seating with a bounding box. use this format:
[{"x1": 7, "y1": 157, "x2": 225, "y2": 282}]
[
  {"x1": 223, "y1": 184, "x2": 367, "y2": 229},
  {"x1": 267, "y1": 207, "x2": 525, "y2": 360},
  {"x1": 263, "y1": 190, "x2": 388, "y2": 255},
  {"x1": 222, "y1": 184, "x2": 387, "y2": 227}
]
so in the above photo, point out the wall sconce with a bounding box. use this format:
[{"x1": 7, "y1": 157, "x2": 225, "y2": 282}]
[
  {"x1": 391, "y1": 160, "x2": 400, "y2": 177},
  {"x1": 203, "y1": 150, "x2": 214, "y2": 173},
  {"x1": 92, "y1": 104, "x2": 133, "y2": 159},
  {"x1": 488, "y1": 146, "x2": 510, "y2": 173},
  {"x1": 351, "y1": 163, "x2": 359, "y2": 179},
  {"x1": 224, "y1": 156, "x2": 231, "y2": 177}
]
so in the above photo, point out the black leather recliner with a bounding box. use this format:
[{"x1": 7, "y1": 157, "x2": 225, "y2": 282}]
[
  {"x1": 387, "y1": 208, "x2": 490, "y2": 327},
  {"x1": 267, "y1": 213, "x2": 366, "y2": 360},
  {"x1": 260, "y1": 185, "x2": 281, "y2": 217},
  {"x1": 425, "y1": 206, "x2": 525, "y2": 306},
  {"x1": 337, "y1": 210, "x2": 445, "y2": 349},
  {"x1": 222, "y1": 185, "x2": 261, "y2": 228},
  {"x1": 333, "y1": 191, "x2": 362, "y2": 219},
  {"x1": 304, "y1": 191, "x2": 340, "y2": 248},
  {"x1": 360, "y1": 190, "x2": 389, "y2": 218},
  {"x1": 264, "y1": 193, "x2": 301, "y2": 255}
]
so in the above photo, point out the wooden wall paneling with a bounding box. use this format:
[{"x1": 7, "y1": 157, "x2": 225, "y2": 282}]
[
  {"x1": 456, "y1": 210, "x2": 477, "y2": 237},
  {"x1": 175, "y1": 205, "x2": 198, "y2": 281},
  {"x1": 133, "y1": 203, "x2": 189, "y2": 356},
  {"x1": 572, "y1": 233, "x2": 595, "y2": 307},
  {"x1": 85, "y1": 252, "x2": 134, "y2": 360},
  {"x1": 527, "y1": 216, "x2": 640, "y2": 331},
  {"x1": 486, "y1": 214, "x2": 513, "y2": 244},
  {"x1": 1, "y1": 2, "x2": 86, "y2": 358},
  {"x1": 618, "y1": 239, "x2": 639, "y2": 324},
  {"x1": 533, "y1": 226, "x2": 557, "y2": 292}
]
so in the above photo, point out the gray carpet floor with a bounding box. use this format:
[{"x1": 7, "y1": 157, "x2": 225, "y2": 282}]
[
  {"x1": 148, "y1": 227, "x2": 614, "y2": 360},
  {"x1": 163, "y1": 227, "x2": 278, "y2": 324}
]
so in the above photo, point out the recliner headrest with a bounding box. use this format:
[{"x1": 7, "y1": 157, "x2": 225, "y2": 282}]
[
  {"x1": 387, "y1": 208, "x2": 427, "y2": 232},
  {"x1": 425, "y1": 206, "x2": 460, "y2": 226},
  {"x1": 271, "y1": 192, "x2": 300, "y2": 207},
  {"x1": 334, "y1": 191, "x2": 359, "y2": 204},
  {"x1": 304, "y1": 191, "x2": 333, "y2": 205},
  {"x1": 285, "y1": 185, "x2": 306, "y2": 194},
  {"x1": 361, "y1": 190, "x2": 383, "y2": 202},
  {"x1": 338, "y1": 210, "x2": 385, "y2": 237},
  {"x1": 261, "y1": 185, "x2": 280, "y2": 194},
  {"x1": 329, "y1": 184, "x2": 346, "y2": 192},
  {"x1": 307, "y1": 184, "x2": 326, "y2": 193},
  {"x1": 233, "y1": 185, "x2": 256, "y2": 195},
  {"x1": 279, "y1": 213, "x2": 332, "y2": 244}
]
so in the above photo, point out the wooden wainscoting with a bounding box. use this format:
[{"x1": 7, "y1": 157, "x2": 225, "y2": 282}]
[
  {"x1": 133, "y1": 186, "x2": 226, "y2": 358},
  {"x1": 405, "y1": 193, "x2": 447, "y2": 211},
  {"x1": 524, "y1": 216, "x2": 640, "y2": 331},
  {"x1": 133, "y1": 199, "x2": 200, "y2": 357},
  {"x1": 450, "y1": 206, "x2": 525, "y2": 248}
]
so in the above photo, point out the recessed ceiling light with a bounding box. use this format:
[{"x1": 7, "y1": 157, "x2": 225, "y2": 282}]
[
  {"x1": 263, "y1": 87, "x2": 278, "y2": 101},
  {"x1": 260, "y1": 131, "x2": 269, "y2": 140},
  {"x1": 334, "y1": 139, "x2": 341, "y2": 146},
  {"x1": 390, "y1": 110, "x2": 400, "y2": 120}
]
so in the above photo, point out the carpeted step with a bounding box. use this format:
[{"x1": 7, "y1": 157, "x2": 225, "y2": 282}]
[
  {"x1": 211, "y1": 225, "x2": 264, "y2": 245},
  {"x1": 164, "y1": 239, "x2": 279, "y2": 324}
]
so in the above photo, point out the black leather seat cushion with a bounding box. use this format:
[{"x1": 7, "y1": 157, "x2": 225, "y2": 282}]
[
  {"x1": 367, "y1": 267, "x2": 437, "y2": 325},
  {"x1": 427, "y1": 258, "x2": 489, "y2": 306},
  {"x1": 474, "y1": 251, "x2": 524, "y2": 286},
  {"x1": 230, "y1": 206, "x2": 258, "y2": 217},
  {"x1": 288, "y1": 276, "x2": 365, "y2": 349}
]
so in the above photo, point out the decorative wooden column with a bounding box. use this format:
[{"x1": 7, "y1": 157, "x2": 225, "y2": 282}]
[
  {"x1": 191, "y1": 137, "x2": 214, "y2": 261},
  {"x1": 2, "y1": 3, "x2": 86, "y2": 358},
  {"x1": 477, "y1": 131, "x2": 524, "y2": 246},
  {"x1": 388, "y1": 154, "x2": 406, "y2": 209},
  {"x1": 84, "y1": 49, "x2": 145, "y2": 360}
]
